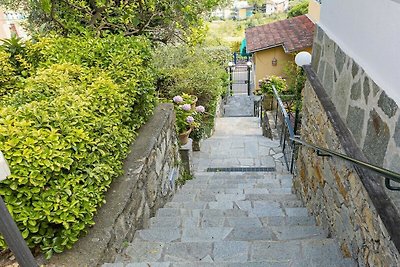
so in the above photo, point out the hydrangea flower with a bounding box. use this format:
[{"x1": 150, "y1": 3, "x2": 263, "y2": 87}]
[
  {"x1": 186, "y1": 116, "x2": 195, "y2": 124},
  {"x1": 173, "y1": 95, "x2": 183, "y2": 103},
  {"x1": 195, "y1": 105, "x2": 205, "y2": 113},
  {"x1": 181, "y1": 104, "x2": 191, "y2": 111}
]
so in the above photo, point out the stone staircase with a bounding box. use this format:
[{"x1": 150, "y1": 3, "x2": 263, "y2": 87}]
[
  {"x1": 103, "y1": 172, "x2": 355, "y2": 267},
  {"x1": 103, "y1": 115, "x2": 356, "y2": 267}
]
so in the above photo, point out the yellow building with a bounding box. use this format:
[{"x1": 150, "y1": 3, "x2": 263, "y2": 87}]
[
  {"x1": 308, "y1": 0, "x2": 321, "y2": 23},
  {"x1": 245, "y1": 14, "x2": 315, "y2": 89}
]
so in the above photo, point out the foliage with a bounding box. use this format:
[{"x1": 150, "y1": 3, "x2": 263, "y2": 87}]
[
  {"x1": 205, "y1": 12, "x2": 287, "y2": 45},
  {"x1": 287, "y1": 0, "x2": 309, "y2": 18},
  {"x1": 26, "y1": 34, "x2": 156, "y2": 124},
  {"x1": 283, "y1": 61, "x2": 299, "y2": 94},
  {"x1": 172, "y1": 94, "x2": 203, "y2": 134},
  {"x1": 0, "y1": 35, "x2": 32, "y2": 78},
  {"x1": 0, "y1": 35, "x2": 156, "y2": 258},
  {"x1": 175, "y1": 170, "x2": 194, "y2": 187},
  {"x1": 259, "y1": 75, "x2": 287, "y2": 95},
  {"x1": 0, "y1": 50, "x2": 19, "y2": 95},
  {"x1": 154, "y1": 45, "x2": 228, "y2": 139},
  {"x1": 230, "y1": 41, "x2": 241, "y2": 52},
  {"x1": 7, "y1": 0, "x2": 220, "y2": 44}
]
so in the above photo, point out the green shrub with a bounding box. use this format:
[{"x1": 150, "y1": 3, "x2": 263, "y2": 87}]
[
  {"x1": 0, "y1": 50, "x2": 18, "y2": 95},
  {"x1": 259, "y1": 75, "x2": 287, "y2": 95},
  {"x1": 0, "y1": 35, "x2": 156, "y2": 258},
  {"x1": 287, "y1": 0, "x2": 309, "y2": 18},
  {"x1": 153, "y1": 45, "x2": 229, "y2": 138},
  {"x1": 0, "y1": 64, "x2": 136, "y2": 258},
  {"x1": 26, "y1": 35, "x2": 156, "y2": 123}
]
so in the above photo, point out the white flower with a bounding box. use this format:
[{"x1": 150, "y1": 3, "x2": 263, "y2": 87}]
[
  {"x1": 195, "y1": 105, "x2": 205, "y2": 113},
  {"x1": 181, "y1": 104, "x2": 191, "y2": 111},
  {"x1": 173, "y1": 95, "x2": 183, "y2": 103},
  {"x1": 186, "y1": 116, "x2": 194, "y2": 124}
]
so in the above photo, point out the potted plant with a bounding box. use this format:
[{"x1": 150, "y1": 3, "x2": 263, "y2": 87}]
[
  {"x1": 172, "y1": 95, "x2": 205, "y2": 146},
  {"x1": 259, "y1": 75, "x2": 287, "y2": 111}
]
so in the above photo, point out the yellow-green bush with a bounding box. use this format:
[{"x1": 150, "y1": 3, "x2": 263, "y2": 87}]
[
  {"x1": 0, "y1": 35, "x2": 156, "y2": 258},
  {"x1": 0, "y1": 50, "x2": 19, "y2": 96}
]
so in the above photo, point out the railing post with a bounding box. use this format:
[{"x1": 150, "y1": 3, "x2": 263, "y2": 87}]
[
  {"x1": 228, "y1": 62, "x2": 234, "y2": 95},
  {"x1": 246, "y1": 61, "x2": 252, "y2": 96},
  {"x1": 0, "y1": 196, "x2": 38, "y2": 267}
]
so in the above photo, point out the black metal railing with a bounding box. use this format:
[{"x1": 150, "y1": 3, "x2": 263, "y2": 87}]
[{"x1": 270, "y1": 85, "x2": 400, "y2": 191}]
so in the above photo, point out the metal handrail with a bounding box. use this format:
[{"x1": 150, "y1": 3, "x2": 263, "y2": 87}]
[
  {"x1": 291, "y1": 137, "x2": 400, "y2": 185},
  {"x1": 271, "y1": 85, "x2": 400, "y2": 190}
]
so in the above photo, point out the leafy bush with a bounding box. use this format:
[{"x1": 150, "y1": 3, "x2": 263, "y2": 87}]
[
  {"x1": 0, "y1": 35, "x2": 156, "y2": 258},
  {"x1": 1, "y1": 35, "x2": 32, "y2": 78},
  {"x1": 26, "y1": 34, "x2": 156, "y2": 123},
  {"x1": 287, "y1": 0, "x2": 309, "y2": 18},
  {"x1": 0, "y1": 50, "x2": 18, "y2": 95},
  {"x1": 154, "y1": 45, "x2": 229, "y2": 138},
  {"x1": 259, "y1": 75, "x2": 287, "y2": 95}
]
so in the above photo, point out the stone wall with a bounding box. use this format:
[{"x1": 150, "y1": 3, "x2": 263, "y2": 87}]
[
  {"x1": 294, "y1": 77, "x2": 400, "y2": 266},
  {"x1": 47, "y1": 103, "x2": 179, "y2": 267},
  {"x1": 312, "y1": 25, "x2": 400, "y2": 175}
]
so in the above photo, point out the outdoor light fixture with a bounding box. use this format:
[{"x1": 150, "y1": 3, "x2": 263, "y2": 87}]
[
  {"x1": 295, "y1": 51, "x2": 312, "y2": 67},
  {"x1": 272, "y1": 57, "x2": 277, "y2": 66},
  {"x1": 228, "y1": 61, "x2": 234, "y2": 67},
  {"x1": 246, "y1": 61, "x2": 252, "y2": 68}
]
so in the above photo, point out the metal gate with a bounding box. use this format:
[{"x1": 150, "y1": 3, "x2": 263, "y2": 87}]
[{"x1": 228, "y1": 62, "x2": 254, "y2": 95}]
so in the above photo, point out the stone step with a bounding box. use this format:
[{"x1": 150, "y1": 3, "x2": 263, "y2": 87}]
[
  {"x1": 106, "y1": 239, "x2": 356, "y2": 266},
  {"x1": 149, "y1": 215, "x2": 316, "y2": 229},
  {"x1": 186, "y1": 175, "x2": 291, "y2": 181},
  {"x1": 133, "y1": 225, "x2": 327, "y2": 243},
  {"x1": 172, "y1": 189, "x2": 294, "y2": 202},
  {"x1": 164, "y1": 199, "x2": 304, "y2": 209},
  {"x1": 155, "y1": 206, "x2": 310, "y2": 218},
  {"x1": 104, "y1": 259, "x2": 356, "y2": 267}
]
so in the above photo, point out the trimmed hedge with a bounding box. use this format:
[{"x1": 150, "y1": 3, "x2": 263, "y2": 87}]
[{"x1": 0, "y1": 36, "x2": 156, "y2": 258}]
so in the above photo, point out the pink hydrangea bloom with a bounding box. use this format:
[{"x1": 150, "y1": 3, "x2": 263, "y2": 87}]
[
  {"x1": 186, "y1": 116, "x2": 195, "y2": 124},
  {"x1": 195, "y1": 105, "x2": 205, "y2": 113},
  {"x1": 181, "y1": 104, "x2": 191, "y2": 111},
  {"x1": 173, "y1": 95, "x2": 183, "y2": 103}
]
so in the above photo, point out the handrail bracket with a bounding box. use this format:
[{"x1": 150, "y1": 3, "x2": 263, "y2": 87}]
[{"x1": 385, "y1": 178, "x2": 400, "y2": 191}]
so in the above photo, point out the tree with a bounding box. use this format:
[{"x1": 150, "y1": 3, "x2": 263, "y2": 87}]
[
  {"x1": 287, "y1": 0, "x2": 308, "y2": 18},
  {"x1": 0, "y1": 0, "x2": 221, "y2": 43}
]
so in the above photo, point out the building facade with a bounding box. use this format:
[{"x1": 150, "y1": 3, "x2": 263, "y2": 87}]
[{"x1": 0, "y1": 9, "x2": 28, "y2": 39}]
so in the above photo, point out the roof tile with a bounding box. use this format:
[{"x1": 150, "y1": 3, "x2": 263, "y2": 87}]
[{"x1": 245, "y1": 15, "x2": 315, "y2": 53}]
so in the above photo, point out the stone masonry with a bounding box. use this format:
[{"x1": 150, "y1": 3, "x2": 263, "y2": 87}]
[
  {"x1": 294, "y1": 78, "x2": 400, "y2": 266},
  {"x1": 312, "y1": 25, "x2": 400, "y2": 174},
  {"x1": 47, "y1": 103, "x2": 179, "y2": 266}
]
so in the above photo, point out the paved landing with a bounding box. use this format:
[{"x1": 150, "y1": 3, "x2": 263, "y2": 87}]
[{"x1": 224, "y1": 95, "x2": 254, "y2": 117}]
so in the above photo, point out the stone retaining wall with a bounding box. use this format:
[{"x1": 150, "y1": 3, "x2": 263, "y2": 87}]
[
  {"x1": 294, "y1": 72, "x2": 400, "y2": 266},
  {"x1": 312, "y1": 25, "x2": 400, "y2": 174},
  {"x1": 47, "y1": 103, "x2": 179, "y2": 267}
]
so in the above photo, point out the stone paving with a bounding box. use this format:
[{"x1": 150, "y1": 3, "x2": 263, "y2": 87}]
[
  {"x1": 224, "y1": 95, "x2": 254, "y2": 117},
  {"x1": 103, "y1": 101, "x2": 356, "y2": 266}
]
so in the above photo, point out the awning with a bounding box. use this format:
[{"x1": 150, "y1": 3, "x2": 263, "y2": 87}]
[{"x1": 240, "y1": 39, "x2": 251, "y2": 56}]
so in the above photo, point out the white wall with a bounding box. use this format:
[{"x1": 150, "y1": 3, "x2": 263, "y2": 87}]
[{"x1": 319, "y1": 0, "x2": 400, "y2": 104}]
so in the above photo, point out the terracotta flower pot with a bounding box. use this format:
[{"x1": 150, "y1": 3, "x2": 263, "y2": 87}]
[{"x1": 178, "y1": 127, "x2": 192, "y2": 145}]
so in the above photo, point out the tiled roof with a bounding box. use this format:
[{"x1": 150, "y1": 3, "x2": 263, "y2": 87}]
[{"x1": 245, "y1": 15, "x2": 315, "y2": 53}]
